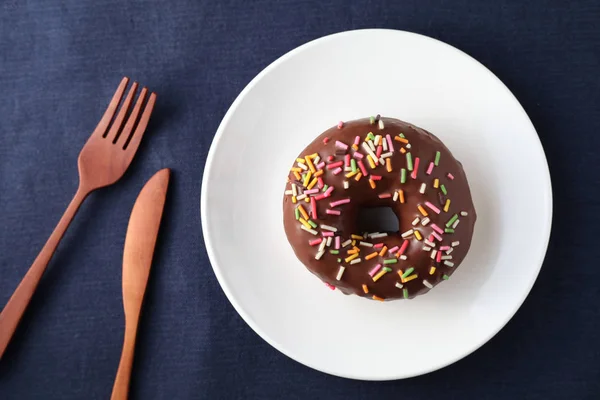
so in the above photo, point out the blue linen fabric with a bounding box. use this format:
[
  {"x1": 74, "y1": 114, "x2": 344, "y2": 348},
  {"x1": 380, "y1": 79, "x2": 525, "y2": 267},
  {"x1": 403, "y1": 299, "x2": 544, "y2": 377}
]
[{"x1": 1, "y1": 0, "x2": 599, "y2": 399}]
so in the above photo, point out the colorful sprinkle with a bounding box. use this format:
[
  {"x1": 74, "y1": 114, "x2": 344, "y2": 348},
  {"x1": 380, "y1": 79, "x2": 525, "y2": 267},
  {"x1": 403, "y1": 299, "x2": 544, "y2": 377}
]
[
  {"x1": 419, "y1": 183, "x2": 426, "y2": 194},
  {"x1": 365, "y1": 252, "x2": 379, "y2": 261},
  {"x1": 330, "y1": 198, "x2": 351, "y2": 207},
  {"x1": 369, "y1": 179, "x2": 376, "y2": 189},
  {"x1": 344, "y1": 253, "x2": 359, "y2": 263},
  {"x1": 406, "y1": 152, "x2": 413, "y2": 171},
  {"x1": 349, "y1": 258, "x2": 362, "y2": 265},
  {"x1": 425, "y1": 201, "x2": 441, "y2": 214},
  {"x1": 442, "y1": 274, "x2": 450, "y2": 280},
  {"x1": 395, "y1": 282, "x2": 403, "y2": 289},
  {"x1": 336, "y1": 266, "x2": 345, "y2": 280},
  {"x1": 417, "y1": 204, "x2": 428, "y2": 216},
  {"x1": 429, "y1": 266, "x2": 436, "y2": 274},
  {"x1": 320, "y1": 224, "x2": 337, "y2": 232},
  {"x1": 378, "y1": 119, "x2": 385, "y2": 130},
  {"x1": 433, "y1": 178, "x2": 439, "y2": 188},
  {"x1": 401, "y1": 267, "x2": 415, "y2": 278},
  {"x1": 335, "y1": 141, "x2": 348, "y2": 151},
  {"x1": 414, "y1": 230, "x2": 423, "y2": 241},
  {"x1": 383, "y1": 259, "x2": 398, "y2": 265},
  {"x1": 400, "y1": 168, "x2": 407, "y2": 183},
  {"x1": 447, "y1": 173, "x2": 454, "y2": 180},
  {"x1": 446, "y1": 214, "x2": 459, "y2": 227},
  {"x1": 461, "y1": 211, "x2": 469, "y2": 216},
  {"x1": 440, "y1": 184, "x2": 447, "y2": 195},
  {"x1": 423, "y1": 280, "x2": 433, "y2": 289},
  {"x1": 399, "y1": 190, "x2": 405, "y2": 203},
  {"x1": 444, "y1": 199, "x2": 451, "y2": 212},
  {"x1": 403, "y1": 274, "x2": 418, "y2": 283},
  {"x1": 411, "y1": 157, "x2": 420, "y2": 179},
  {"x1": 426, "y1": 162, "x2": 434, "y2": 175},
  {"x1": 337, "y1": 121, "x2": 344, "y2": 129},
  {"x1": 403, "y1": 288, "x2": 409, "y2": 299},
  {"x1": 434, "y1": 151, "x2": 441, "y2": 166}
]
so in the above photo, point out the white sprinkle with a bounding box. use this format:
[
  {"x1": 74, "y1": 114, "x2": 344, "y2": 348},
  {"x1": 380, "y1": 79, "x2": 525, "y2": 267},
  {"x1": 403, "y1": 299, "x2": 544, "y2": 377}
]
[
  {"x1": 342, "y1": 239, "x2": 352, "y2": 247},
  {"x1": 301, "y1": 225, "x2": 318, "y2": 235},
  {"x1": 326, "y1": 236, "x2": 332, "y2": 247},
  {"x1": 370, "y1": 232, "x2": 388, "y2": 239},
  {"x1": 422, "y1": 246, "x2": 431, "y2": 251},
  {"x1": 336, "y1": 266, "x2": 345, "y2": 281},
  {"x1": 297, "y1": 162, "x2": 308, "y2": 170},
  {"x1": 444, "y1": 261, "x2": 455, "y2": 267},
  {"x1": 380, "y1": 152, "x2": 394, "y2": 159},
  {"x1": 411, "y1": 217, "x2": 420, "y2": 226},
  {"x1": 359, "y1": 241, "x2": 373, "y2": 247},
  {"x1": 400, "y1": 255, "x2": 407, "y2": 260},
  {"x1": 343, "y1": 180, "x2": 349, "y2": 189},
  {"x1": 421, "y1": 217, "x2": 431, "y2": 226},
  {"x1": 423, "y1": 280, "x2": 433, "y2": 289},
  {"x1": 378, "y1": 119, "x2": 385, "y2": 130},
  {"x1": 313, "y1": 155, "x2": 320, "y2": 164},
  {"x1": 362, "y1": 142, "x2": 379, "y2": 164},
  {"x1": 344, "y1": 167, "x2": 352, "y2": 172},
  {"x1": 446, "y1": 247, "x2": 454, "y2": 255},
  {"x1": 401, "y1": 229, "x2": 414, "y2": 238},
  {"x1": 452, "y1": 219, "x2": 460, "y2": 229},
  {"x1": 350, "y1": 258, "x2": 362, "y2": 265},
  {"x1": 393, "y1": 191, "x2": 399, "y2": 201},
  {"x1": 368, "y1": 140, "x2": 376, "y2": 152},
  {"x1": 375, "y1": 135, "x2": 382, "y2": 144},
  {"x1": 296, "y1": 194, "x2": 307, "y2": 200},
  {"x1": 452, "y1": 241, "x2": 460, "y2": 247},
  {"x1": 382, "y1": 139, "x2": 388, "y2": 151},
  {"x1": 460, "y1": 211, "x2": 468, "y2": 216},
  {"x1": 424, "y1": 239, "x2": 436, "y2": 247},
  {"x1": 318, "y1": 241, "x2": 326, "y2": 252},
  {"x1": 406, "y1": 143, "x2": 412, "y2": 149},
  {"x1": 378, "y1": 157, "x2": 385, "y2": 165},
  {"x1": 292, "y1": 184, "x2": 298, "y2": 196},
  {"x1": 430, "y1": 249, "x2": 437, "y2": 259},
  {"x1": 419, "y1": 183, "x2": 426, "y2": 194},
  {"x1": 320, "y1": 224, "x2": 337, "y2": 232},
  {"x1": 441, "y1": 255, "x2": 453, "y2": 260},
  {"x1": 285, "y1": 190, "x2": 293, "y2": 195},
  {"x1": 395, "y1": 282, "x2": 404, "y2": 289},
  {"x1": 315, "y1": 249, "x2": 325, "y2": 260}
]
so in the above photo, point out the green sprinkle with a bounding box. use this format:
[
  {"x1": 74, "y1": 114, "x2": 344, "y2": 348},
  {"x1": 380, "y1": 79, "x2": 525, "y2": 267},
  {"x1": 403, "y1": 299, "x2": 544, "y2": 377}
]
[
  {"x1": 400, "y1": 168, "x2": 407, "y2": 183},
  {"x1": 301, "y1": 173, "x2": 307, "y2": 181},
  {"x1": 383, "y1": 259, "x2": 398, "y2": 265},
  {"x1": 442, "y1": 274, "x2": 450, "y2": 280},
  {"x1": 370, "y1": 116, "x2": 375, "y2": 124},
  {"x1": 446, "y1": 214, "x2": 459, "y2": 227},
  {"x1": 337, "y1": 258, "x2": 342, "y2": 263},
  {"x1": 445, "y1": 228, "x2": 455, "y2": 233},
  {"x1": 308, "y1": 220, "x2": 317, "y2": 228},
  {"x1": 403, "y1": 288, "x2": 409, "y2": 299},
  {"x1": 383, "y1": 267, "x2": 392, "y2": 272},
  {"x1": 434, "y1": 151, "x2": 441, "y2": 166},
  {"x1": 351, "y1": 158, "x2": 357, "y2": 172},
  {"x1": 440, "y1": 184, "x2": 447, "y2": 195},
  {"x1": 406, "y1": 152, "x2": 413, "y2": 171},
  {"x1": 322, "y1": 184, "x2": 328, "y2": 192},
  {"x1": 367, "y1": 132, "x2": 375, "y2": 140},
  {"x1": 329, "y1": 250, "x2": 339, "y2": 255},
  {"x1": 294, "y1": 208, "x2": 300, "y2": 220},
  {"x1": 399, "y1": 133, "x2": 405, "y2": 138},
  {"x1": 401, "y1": 267, "x2": 415, "y2": 278}
]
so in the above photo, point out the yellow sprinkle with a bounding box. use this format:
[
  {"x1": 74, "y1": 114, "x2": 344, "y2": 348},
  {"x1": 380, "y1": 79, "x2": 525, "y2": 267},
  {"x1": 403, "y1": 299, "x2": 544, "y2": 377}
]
[
  {"x1": 365, "y1": 252, "x2": 379, "y2": 261},
  {"x1": 290, "y1": 167, "x2": 302, "y2": 172},
  {"x1": 367, "y1": 155, "x2": 376, "y2": 169},
  {"x1": 386, "y1": 158, "x2": 392, "y2": 172},
  {"x1": 298, "y1": 205, "x2": 309, "y2": 220},
  {"x1": 373, "y1": 270, "x2": 387, "y2": 282},
  {"x1": 305, "y1": 157, "x2": 316, "y2": 173},
  {"x1": 345, "y1": 253, "x2": 359, "y2": 263},
  {"x1": 347, "y1": 249, "x2": 359, "y2": 255},
  {"x1": 351, "y1": 234, "x2": 363, "y2": 240},
  {"x1": 362, "y1": 284, "x2": 369, "y2": 294},
  {"x1": 434, "y1": 178, "x2": 439, "y2": 188},
  {"x1": 403, "y1": 274, "x2": 418, "y2": 283},
  {"x1": 304, "y1": 197, "x2": 310, "y2": 203},
  {"x1": 314, "y1": 169, "x2": 324, "y2": 177},
  {"x1": 303, "y1": 171, "x2": 312, "y2": 187},
  {"x1": 394, "y1": 136, "x2": 409, "y2": 143},
  {"x1": 399, "y1": 189, "x2": 405, "y2": 203},
  {"x1": 417, "y1": 205, "x2": 428, "y2": 216},
  {"x1": 429, "y1": 266, "x2": 436, "y2": 275},
  {"x1": 293, "y1": 171, "x2": 301, "y2": 180},
  {"x1": 444, "y1": 199, "x2": 451, "y2": 212},
  {"x1": 369, "y1": 179, "x2": 376, "y2": 189},
  {"x1": 307, "y1": 153, "x2": 318, "y2": 159},
  {"x1": 372, "y1": 295, "x2": 384, "y2": 302},
  {"x1": 307, "y1": 177, "x2": 318, "y2": 190},
  {"x1": 354, "y1": 172, "x2": 362, "y2": 181},
  {"x1": 379, "y1": 246, "x2": 388, "y2": 257},
  {"x1": 351, "y1": 144, "x2": 359, "y2": 151},
  {"x1": 299, "y1": 218, "x2": 311, "y2": 229},
  {"x1": 292, "y1": 196, "x2": 297, "y2": 204},
  {"x1": 400, "y1": 147, "x2": 406, "y2": 154},
  {"x1": 414, "y1": 230, "x2": 422, "y2": 241},
  {"x1": 296, "y1": 158, "x2": 306, "y2": 164},
  {"x1": 345, "y1": 170, "x2": 359, "y2": 178},
  {"x1": 351, "y1": 240, "x2": 356, "y2": 246}
]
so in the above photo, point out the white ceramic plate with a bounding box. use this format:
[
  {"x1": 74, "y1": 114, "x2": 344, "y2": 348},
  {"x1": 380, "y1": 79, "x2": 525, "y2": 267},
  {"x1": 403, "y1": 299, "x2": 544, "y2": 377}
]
[{"x1": 201, "y1": 29, "x2": 552, "y2": 380}]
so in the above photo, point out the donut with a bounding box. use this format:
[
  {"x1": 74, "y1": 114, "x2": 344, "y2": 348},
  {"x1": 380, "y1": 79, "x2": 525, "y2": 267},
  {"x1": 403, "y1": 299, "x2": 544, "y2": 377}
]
[{"x1": 282, "y1": 116, "x2": 476, "y2": 300}]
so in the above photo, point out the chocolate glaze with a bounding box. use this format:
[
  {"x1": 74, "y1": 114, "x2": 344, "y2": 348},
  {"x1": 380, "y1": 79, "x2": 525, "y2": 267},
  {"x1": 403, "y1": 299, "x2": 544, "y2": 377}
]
[{"x1": 283, "y1": 117, "x2": 476, "y2": 300}]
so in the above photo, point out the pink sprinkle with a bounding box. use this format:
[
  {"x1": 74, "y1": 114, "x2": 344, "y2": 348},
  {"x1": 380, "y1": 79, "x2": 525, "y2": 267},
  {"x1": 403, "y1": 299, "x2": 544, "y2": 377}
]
[
  {"x1": 324, "y1": 186, "x2": 334, "y2": 197},
  {"x1": 309, "y1": 238, "x2": 322, "y2": 246},
  {"x1": 440, "y1": 246, "x2": 450, "y2": 251},
  {"x1": 327, "y1": 155, "x2": 335, "y2": 162},
  {"x1": 317, "y1": 177, "x2": 324, "y2": 188},
  {"x1": 304, "y1": 189, "x2": 319, "y2": 195},
  {"x1": 330, "y1": 198, "x2": 351, "y2": 207},
  {"x1": 358, "y1": 160, "x2": 368, "y2": 176},
  {"x1": 314, "y1": 194, "x2": 326, "y2": 201},
  {"x1": 411, "y1": 157, "x2": 420, "y2": 179},
  {"x1": 373, "y1": 243, "x2": 384, "y2": 249},
  {"x1": 337, "y1": 121, "x2": 344, "y2": 129},
  {"x1": 378, "y1": 193, "x2": 391, "y2": 199},
  {"x1": 323, "y1": 137, "x2": 330, "y2": 144},
  {"x1": 335, "y1": 236, "x2": 340, "y2": 249},
  {"x1": 322, "y1": 231, "x2": 334, "y2": 237},
  {"x1": 335, "y1": 141, "x2": 348, "y2": 150},
  {"x1": 431, "y1": 224, "x2": 444, "y2": 234},
  {"x1": 345, "y1": 154, "x2": 351, "y2": 167},
  {"x1": 447, "y1": 173, "x2": 455, "y2": 180},
  {"x1": 432, "y1": 231, "x2": 443, "y2": 241},
  {"x1": 316, "y1": 161, "x2": 325, "y2": 170},
  {"x1": 353, "y1": 152, "x2": 364, "y2": 159},
  {"x1": 386, "y1": 134, "x2": 394, "y2": 152},
  {"x1": 326, "y1": 209, "x2": 341, "y2": 215},
  {"x1": 353, "y1": 136, "x2": 360, "y2": 145},
  {"x1": 426, "y1": 162, "x2": 434, "y2": 175},
  {"x1": 327, "y1": 161, "x2": 344, "y2": 169},
  {"x1": 389, "y1": 246, "x2": 399, "y2": 254},
  {"x1": 325, "y1": 282, "x2": 336, "y2": 290},
  {"x1": 429, "y1": 234, "x2": 435, "y2": 242},
  {"x1": 425, "y1": 201, "x2": 441, "y2": 214},
  {"x1": 436, "y1": 250, "x2": 442, "y2": 263},
  {"x1": 332, "y1": 167, "x2": 343, "y2": 175},
  {"x1": 368, "y1": 264, "x2": 382, "y2": 277},
  {"x1": 376, "y1": 145, "x2": 383, "y2": 158},
  {"x1": 311, "y1": 197, "x2": 318, "y2": 219},
  {"x1": 370, "y1": 175, "x2": 382, "y2": 181},
  {"x1": 398, "y1": 240, "x2": 409, "y2": 255}
]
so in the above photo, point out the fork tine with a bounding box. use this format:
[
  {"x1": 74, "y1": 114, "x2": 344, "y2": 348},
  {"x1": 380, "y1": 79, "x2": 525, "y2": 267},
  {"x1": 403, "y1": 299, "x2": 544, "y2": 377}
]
[
  {"x1": 92, "y1": 77, "x2": 129, "y2": 137},
  {"x1": 123, "y1": 92, "x2": 156, "y2": 157},
  {"x1": 117, "y1": 87, "x2": 147, "y2": 147},
  {"x1": 106, "y1": 82, "x2": 138, "y2": 142}
]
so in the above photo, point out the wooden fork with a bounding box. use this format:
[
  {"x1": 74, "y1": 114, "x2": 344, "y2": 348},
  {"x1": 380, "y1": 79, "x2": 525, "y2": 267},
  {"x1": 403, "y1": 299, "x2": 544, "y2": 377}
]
[{"x1": 0, "y1": 78, "x2": 157, "y2": 359}]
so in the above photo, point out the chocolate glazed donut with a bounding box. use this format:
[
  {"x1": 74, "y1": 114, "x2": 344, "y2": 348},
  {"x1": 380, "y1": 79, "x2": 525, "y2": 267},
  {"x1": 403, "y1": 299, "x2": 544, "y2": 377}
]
[{"x1": 283, "y1": 117, "x2": 476, "y2": 300}]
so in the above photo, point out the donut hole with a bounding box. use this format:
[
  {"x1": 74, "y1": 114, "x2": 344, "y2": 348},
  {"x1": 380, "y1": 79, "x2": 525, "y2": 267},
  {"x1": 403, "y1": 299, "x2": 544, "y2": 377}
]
[{"x1": 356, "y1": 207, "x2": 399, "y2": 234}]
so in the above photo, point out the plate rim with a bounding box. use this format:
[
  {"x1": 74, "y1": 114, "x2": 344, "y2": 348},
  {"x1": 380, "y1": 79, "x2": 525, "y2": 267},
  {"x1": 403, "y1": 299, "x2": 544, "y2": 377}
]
[{"x1": 200, "y1": 28, "x2": 553, "y2": 380}]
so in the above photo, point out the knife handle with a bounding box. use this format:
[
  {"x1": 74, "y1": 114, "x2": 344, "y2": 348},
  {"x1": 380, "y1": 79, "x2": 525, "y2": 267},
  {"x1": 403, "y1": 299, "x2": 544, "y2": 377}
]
[{"x1": 111, "y1": 311, "x2": 140, "y2": 400}]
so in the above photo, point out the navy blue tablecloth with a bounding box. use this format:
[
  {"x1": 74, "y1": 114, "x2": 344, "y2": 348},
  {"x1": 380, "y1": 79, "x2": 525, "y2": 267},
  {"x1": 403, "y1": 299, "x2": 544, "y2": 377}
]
[{"x1": 1, "y1": 1, "x2": 599, "y2": 399}]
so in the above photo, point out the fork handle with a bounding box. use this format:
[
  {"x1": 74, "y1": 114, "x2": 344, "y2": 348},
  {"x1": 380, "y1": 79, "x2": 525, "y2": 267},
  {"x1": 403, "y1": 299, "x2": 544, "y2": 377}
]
[{"x1": 0, "y1": 186, "x2": 90, "y2": 359}]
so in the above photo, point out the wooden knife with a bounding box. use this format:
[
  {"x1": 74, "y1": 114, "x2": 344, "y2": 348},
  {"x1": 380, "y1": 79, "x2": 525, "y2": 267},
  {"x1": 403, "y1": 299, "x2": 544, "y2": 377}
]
[{"x1": 111, "y1": 168, "x2": 170, "y2": 400}]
